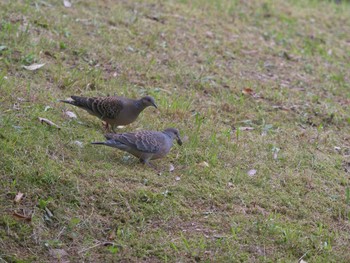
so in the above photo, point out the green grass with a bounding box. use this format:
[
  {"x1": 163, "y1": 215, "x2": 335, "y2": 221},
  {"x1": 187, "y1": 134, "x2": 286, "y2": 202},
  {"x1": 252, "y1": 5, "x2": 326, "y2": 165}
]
[{"x1": 1, "y1": 0, "x2": 350, "y2": 262}]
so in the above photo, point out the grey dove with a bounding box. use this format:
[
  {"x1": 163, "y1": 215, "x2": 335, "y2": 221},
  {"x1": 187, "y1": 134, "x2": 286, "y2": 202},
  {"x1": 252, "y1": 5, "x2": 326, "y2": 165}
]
[
  {"x1": 60, "y1": 95, "x2": 157, "y2": 131},
  {"x1": 91, "y1": 128, "x2": 182, "y2": 166}
]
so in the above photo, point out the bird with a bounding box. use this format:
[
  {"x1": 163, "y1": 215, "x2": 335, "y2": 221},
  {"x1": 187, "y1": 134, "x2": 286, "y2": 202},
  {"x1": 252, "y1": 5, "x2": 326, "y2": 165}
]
[
  {"x1": 60, "y1": 95, "x2": 157, "y2": 131},
  {"x1": 91, "y1": 128, "x2": 182, "y2": 167}
]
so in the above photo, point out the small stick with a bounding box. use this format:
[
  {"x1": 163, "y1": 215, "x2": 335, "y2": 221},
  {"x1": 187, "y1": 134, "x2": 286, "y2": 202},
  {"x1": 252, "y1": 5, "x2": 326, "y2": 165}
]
[
  {"x1": 78, "y1": 241, "x2": 115, "y2": 254},
  {"x1": 78, "y1": 242, "x2": 102, "y2": 254},
  {"x1": 56, "y1": 226, "x2": 66, "y2": 240},
  {"x1": 12, "y1": 212, "x2": 32, "y2": 222},
  {"x1": 38, "y1": 117, "x2": 61, "y2": 130},
  {"x1": 298, "y1": 251, "x2": 308, "y2": 262}
]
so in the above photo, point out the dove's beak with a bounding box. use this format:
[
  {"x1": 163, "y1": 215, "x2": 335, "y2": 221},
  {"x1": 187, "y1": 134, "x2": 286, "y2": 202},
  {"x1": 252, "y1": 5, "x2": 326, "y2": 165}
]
[{"x1": 177, "y1": 136, "x2": 182, "y2": 146}]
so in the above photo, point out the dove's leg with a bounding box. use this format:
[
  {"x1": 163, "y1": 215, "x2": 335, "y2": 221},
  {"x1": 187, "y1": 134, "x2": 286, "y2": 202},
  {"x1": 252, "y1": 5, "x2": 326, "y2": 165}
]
[
  {"x1": 102, "y1": 121, "x2": 108, "y2": 130},
  {"x1": 140, "y1": 159, "x2": 159, "y2": 172}
]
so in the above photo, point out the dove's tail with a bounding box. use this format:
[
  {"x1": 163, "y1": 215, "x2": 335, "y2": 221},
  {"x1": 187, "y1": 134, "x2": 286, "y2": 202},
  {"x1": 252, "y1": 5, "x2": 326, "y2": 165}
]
[
  {"x1": 59, "y1": 96, "x2": 91, "y2": 107},
  {"x1": 59, "y1": 99, "x2": 75, "y2": 105},
  {"x1": 91, "y1": 140, "x2": 126, "y2": 150},
  {"x1": 91, "y1": 142, "x2": 106, "y2": 145}
]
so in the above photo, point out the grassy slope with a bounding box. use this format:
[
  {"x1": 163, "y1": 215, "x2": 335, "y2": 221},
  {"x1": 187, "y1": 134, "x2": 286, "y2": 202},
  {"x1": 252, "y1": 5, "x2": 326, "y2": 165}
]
[{"x1": 0, "y1": 0, "x2": 350, "y2": 262}]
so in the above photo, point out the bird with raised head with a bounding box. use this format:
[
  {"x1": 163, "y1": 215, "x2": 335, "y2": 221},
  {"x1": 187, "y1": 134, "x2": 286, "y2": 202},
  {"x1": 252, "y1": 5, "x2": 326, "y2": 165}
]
[{"x1": 60, "y1": 95, "x2": 157, "y2": 131}]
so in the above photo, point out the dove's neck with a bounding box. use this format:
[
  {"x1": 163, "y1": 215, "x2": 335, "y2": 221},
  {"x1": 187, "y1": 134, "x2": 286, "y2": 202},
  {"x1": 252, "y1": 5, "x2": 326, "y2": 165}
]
[
  {"x1": 135, "y1": 100, "x2": 146, "y2": 111},
  {"x1": 163, "y1": 131, "x2": 174, "y2": 141}
]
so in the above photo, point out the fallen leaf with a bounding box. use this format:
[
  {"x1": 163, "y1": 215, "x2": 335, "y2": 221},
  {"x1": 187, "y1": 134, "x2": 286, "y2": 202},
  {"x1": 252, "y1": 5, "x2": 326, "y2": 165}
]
[
  {"x1": 262, "y1": 124, "x2": 273, "y2": 136},
  {"x1": 169, "y1": 164, "x2": 175, "y2": 172},
  {"x1": 206, "y1": 31, "x2": 214, "y2": 38},
  {"x1": 242, "y1": 87, "x2": 262, "y2": 99},
  {"x1": 282, "y1": 51, "x2": 292, "y2": 60},
  {"x1": 39, "y1": 117, "x2": 61, "y2": 129},
  {"x1": 14, "y1": 192, "x2": 24, "y2": 203},
  {"x1": 64, "y1": 111, "x2": 77, "y2": 119},
  {"x1": 239, "y1": 126, "x2": 254, "y2": 131},
  {"x1": 334, "y1": 146, "x2": 341, "y2": 152},
  {"x1": 13, "y1": 103, "x2": 20, "y2": 110},
  {"x1": 44, "y1": 106, "x2": 52, "y2": 112},
  {"x1": 162, "y1": 189, "x2": 170, "y2": 196},
  {"x1": 103, "y1": 242, "x2": 114, "y2": 246},
  {"x1": 23, "y1": 63, "x2": 45, "y2": 71},
  {"x1": 13, "y1": 212, "x2": 32, "y2": 222},
  {"x1": 49, "y1": 248, "x2": 69, "y2": 259},
  {"x1": 247, "y1": 169, "x2": 257, "y2": 177},
  {"x1": 145, "y1": 14, "x2": 164, "y2": 23},
  {"x1": 73, "y1": 140, "x2": 83, "y2": 148},
  {"x1": 175, "y1": 176, "x2": 181, "y2": 181},
  {"x1": 45, "y1": 207, "x2": 54, "y2": 218},
  {"x1": 342, "y1": 161, "x2": 350, "y2": 171},
  {"x1": 199, "y1": 161, "x2": 210, "y2": 168},
  {"x1": 63, "y1": 0, "x2": 72, "y2": 8},
  {"x1": 213, "y1": 234, "x2": 227, "y2": 239},
  {"x1": 242, "y1": 88, "x2": 254, "y2": 95},
  {"x1": 272, "y1": 105, "x2": 290, "y2": 111},
  {"x1": 44, "y1": 50, "x2": 56, "y2": 58},
  {"x1": 241, "y1": 50, "x2": 258, "y2": 55},
  {"x1": 272, "y1": 147, "x2": 280, "y2": 160},
  {"x1": 43, "y1": 207, "x2": 54, "y2": 223},
  {"x1": 126, "y1": 46, "x2": 135, "y2": 52},
  {"x1": 108, "y1": 231, "x2": 116, "y2": 240}
]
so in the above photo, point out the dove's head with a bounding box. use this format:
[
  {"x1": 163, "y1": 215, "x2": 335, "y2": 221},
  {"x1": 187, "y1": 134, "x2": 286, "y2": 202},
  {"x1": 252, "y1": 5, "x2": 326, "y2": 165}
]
[
  {"x1": 163, "y1": 128, "x2": 182, "y2": 146},
  {"x1": 141, "y1": 96, "x2": 157, "y2": 109}
]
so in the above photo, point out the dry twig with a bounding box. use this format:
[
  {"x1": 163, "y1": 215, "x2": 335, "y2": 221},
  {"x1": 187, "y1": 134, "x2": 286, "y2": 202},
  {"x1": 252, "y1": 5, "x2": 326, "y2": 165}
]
[{"x1": 38, "y1": 117, "x2": 61, "y2": 129}]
